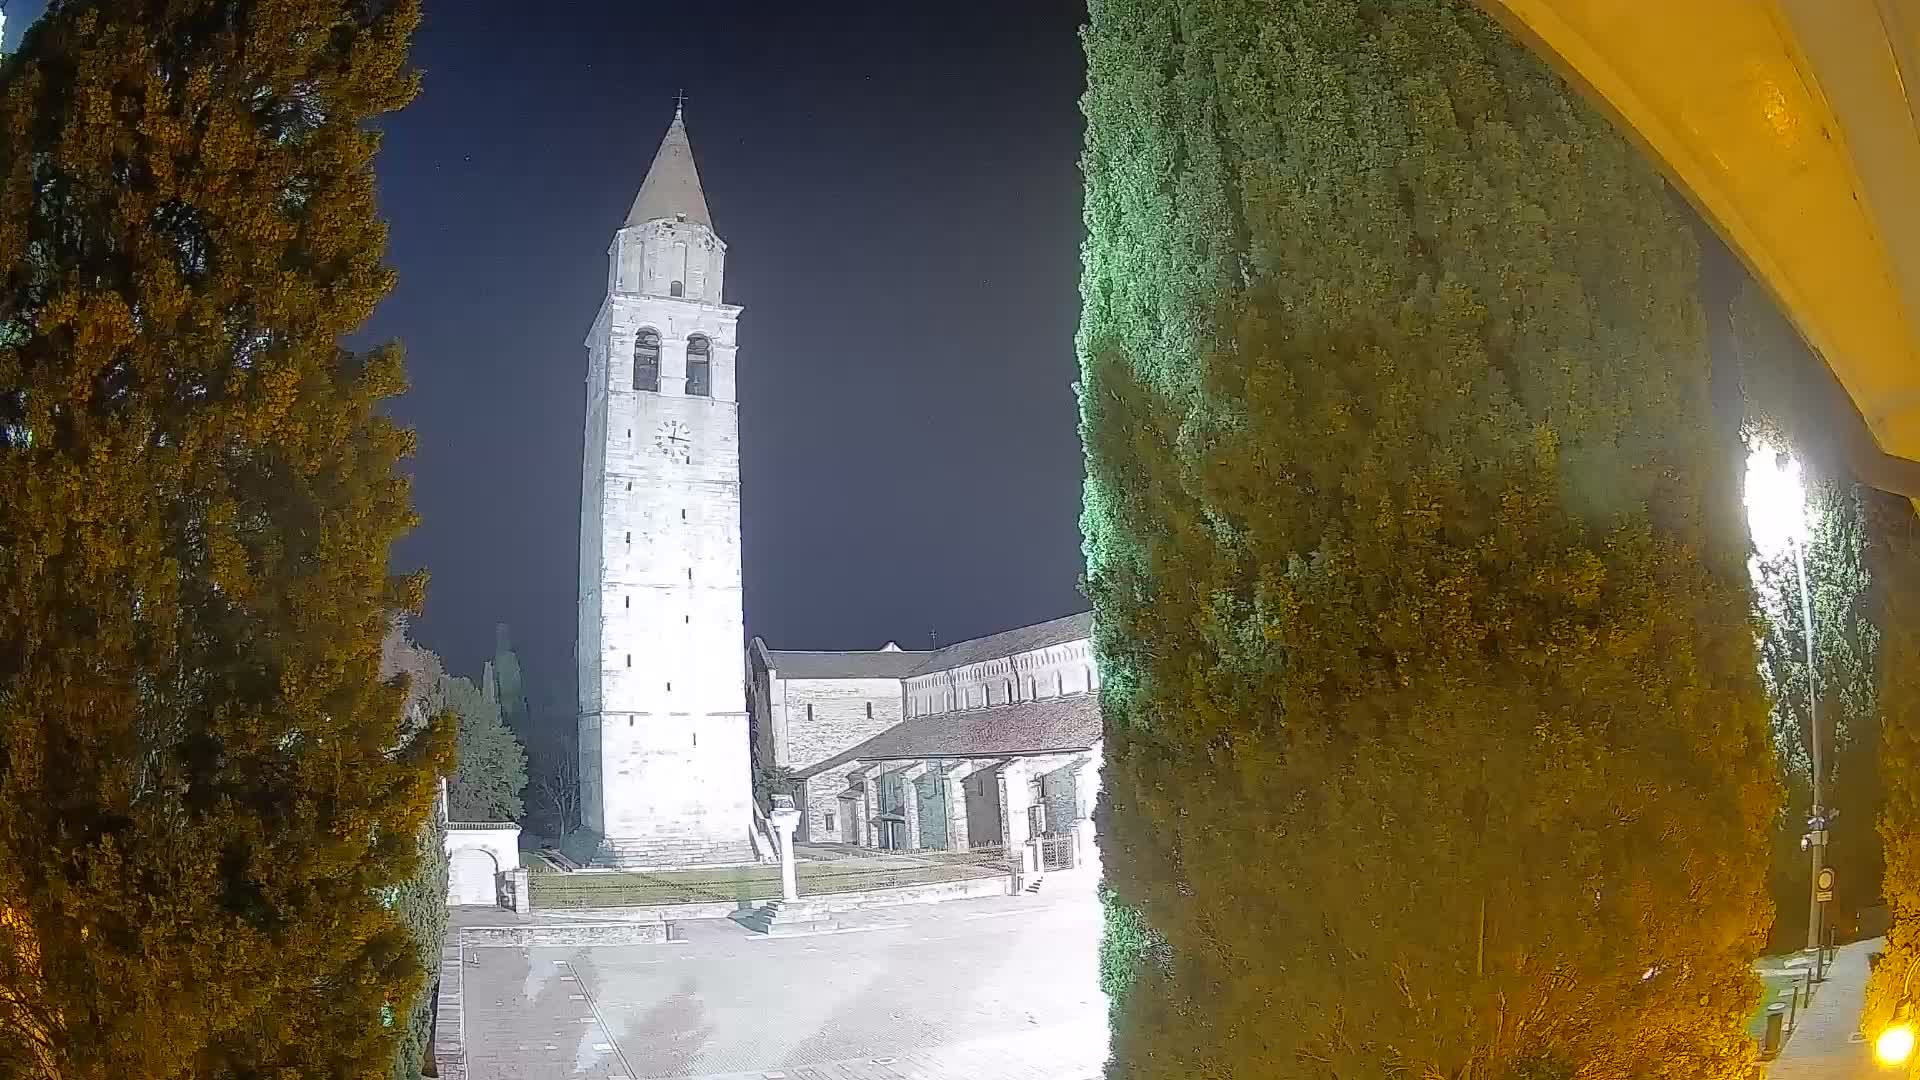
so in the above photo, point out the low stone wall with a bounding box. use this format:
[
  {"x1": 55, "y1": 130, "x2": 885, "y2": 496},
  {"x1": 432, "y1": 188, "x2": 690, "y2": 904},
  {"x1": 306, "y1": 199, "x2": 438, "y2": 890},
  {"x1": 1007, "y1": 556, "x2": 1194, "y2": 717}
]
[
  {"x1": 457, "y1": 921, "x2": 669, "y2": 948},
  {"x1": 802, "y1": 875, "x2": 1010, "y2": 911},
  {"x1": 433, "y1": 938, "x2": 466, "y2": 1080}
]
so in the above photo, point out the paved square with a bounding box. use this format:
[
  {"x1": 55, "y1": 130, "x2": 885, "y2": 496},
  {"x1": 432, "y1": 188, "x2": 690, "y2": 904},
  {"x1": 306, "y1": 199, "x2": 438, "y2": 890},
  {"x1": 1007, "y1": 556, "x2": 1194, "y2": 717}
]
[{"x1": 461, "y1": 889, "x2": 1109, "y2": 1079}]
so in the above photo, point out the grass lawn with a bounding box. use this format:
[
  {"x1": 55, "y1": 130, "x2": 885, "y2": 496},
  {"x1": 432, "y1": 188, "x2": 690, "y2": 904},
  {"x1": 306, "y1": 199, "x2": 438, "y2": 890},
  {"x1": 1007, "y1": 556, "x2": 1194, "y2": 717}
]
[
  {"x1": 1747, "y1": 961, "x2": 1814, "y2": 1042},
  {"x1": 527, "y1": 853, "x2": 1005, "y2": 908}
]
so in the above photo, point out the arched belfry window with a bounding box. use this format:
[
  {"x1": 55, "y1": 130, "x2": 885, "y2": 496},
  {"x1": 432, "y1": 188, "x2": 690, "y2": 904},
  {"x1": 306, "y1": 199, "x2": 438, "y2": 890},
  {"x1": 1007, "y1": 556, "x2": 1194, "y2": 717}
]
[
  {"x1": 670, "y1": 280, "x2": 685, "y2": 297},
  {"x1": 634, "y1": 329, "x2": 660, "y2": 392},
  {"x1": 686, "y1": 335, "x2": 712, "y2": 398}
]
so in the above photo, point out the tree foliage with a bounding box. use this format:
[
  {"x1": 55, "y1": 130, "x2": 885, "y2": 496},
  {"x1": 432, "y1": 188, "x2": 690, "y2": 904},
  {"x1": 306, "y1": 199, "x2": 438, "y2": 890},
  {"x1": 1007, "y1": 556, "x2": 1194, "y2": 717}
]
[
  {"x1": 1863, "y1": 490, "x2": 1920, "y2": 1031},
  {"x1": 490, "y1": 621, "x2": 530, "y2": 738},
  {"x1": 1751, "y1": 477, "x2": 1881, "y2": 947},
  {"x1": 441, "y1": 670, "x2": 526, "y2": 822},
  {"x1": 1727, "y1": 269, "x2": 1886, "y2": 944},
  {"x1": 1077, "y1": 2, "x2": 1776, "y2": 1078},
  {"x1": 0, "y1": 2, "x2": 443, "y2": 1076},
  {"x1": 379, "y1": 618, "x2": 452, "y2": 1080}
]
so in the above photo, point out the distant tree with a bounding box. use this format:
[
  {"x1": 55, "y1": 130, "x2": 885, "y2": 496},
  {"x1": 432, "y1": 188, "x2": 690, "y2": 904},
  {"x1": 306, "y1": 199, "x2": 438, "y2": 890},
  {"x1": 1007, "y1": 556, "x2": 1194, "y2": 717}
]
[
  {"x1": 0, "y1": 2, "x2": 441, "y2": 1077},
  {"x1": 440, "y1": 672, "x2": 527, "y2": 822},
  {"x1": 1730, "y1": 271, "x2": 1887, "y2": 944},
  {"x1": 491, "y1": 622, "x2": 531, "y2": 738},
  {"x1": 1078, "y1": 3, "x2": 1776, "y2": 1079},
  {"x1": 529, "y1": 727, "x2": 584, "y2": 838},
  {"x1": 1752, "y1": 477, "x2": 1881, "y2": 947}
]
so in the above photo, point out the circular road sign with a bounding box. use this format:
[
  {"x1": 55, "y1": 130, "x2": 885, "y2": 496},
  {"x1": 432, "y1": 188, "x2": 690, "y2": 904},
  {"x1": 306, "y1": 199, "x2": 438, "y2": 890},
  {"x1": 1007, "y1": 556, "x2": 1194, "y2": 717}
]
[{"x1": 1817, "y1": 867, "x2": 1837, "y2": 892}]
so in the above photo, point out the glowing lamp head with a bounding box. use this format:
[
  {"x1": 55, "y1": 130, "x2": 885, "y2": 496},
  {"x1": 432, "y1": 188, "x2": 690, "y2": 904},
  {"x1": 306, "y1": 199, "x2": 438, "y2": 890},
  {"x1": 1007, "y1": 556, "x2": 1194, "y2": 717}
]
[{"x1": 1876, "y1": 1022, "x2": 1915, "y2": 1066}]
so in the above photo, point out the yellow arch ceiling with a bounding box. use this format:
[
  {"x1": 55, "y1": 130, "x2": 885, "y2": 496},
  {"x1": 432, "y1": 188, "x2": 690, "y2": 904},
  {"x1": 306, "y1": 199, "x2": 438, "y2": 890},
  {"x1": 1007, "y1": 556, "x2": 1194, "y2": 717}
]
[{"x1": 1477, "y1": 0, "x2": 1920, "y2": 495}]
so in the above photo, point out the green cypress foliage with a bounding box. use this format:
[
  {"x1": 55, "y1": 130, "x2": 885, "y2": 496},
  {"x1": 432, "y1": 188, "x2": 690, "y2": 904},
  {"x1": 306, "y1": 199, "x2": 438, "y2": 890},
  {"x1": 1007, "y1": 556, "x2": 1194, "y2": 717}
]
[
  {"x1": 1077, "y1": 2, "x2": 1777, "y2": 1077},
  {"x1": 385, "y1": 797, "x2": 448, "y2": 1080},
  {"x1": 380, "y1": 618, "x2": 453, "y2": 1080},
  {"x1": 0, "y1": 3, "x2": 444, "y2": 1075}
]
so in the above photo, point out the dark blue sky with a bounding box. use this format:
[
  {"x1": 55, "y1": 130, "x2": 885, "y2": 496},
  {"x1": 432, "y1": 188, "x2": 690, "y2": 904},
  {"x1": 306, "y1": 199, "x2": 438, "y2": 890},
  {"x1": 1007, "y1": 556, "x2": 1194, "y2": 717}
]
[{"x1": 361, "y1": 3, "x2": 1091, "y2": 717}]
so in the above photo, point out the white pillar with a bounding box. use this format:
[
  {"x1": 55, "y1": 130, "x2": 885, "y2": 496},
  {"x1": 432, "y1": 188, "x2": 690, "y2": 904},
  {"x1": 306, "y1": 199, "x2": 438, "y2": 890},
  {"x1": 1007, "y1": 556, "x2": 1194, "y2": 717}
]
[{"x1": 770, "y1": 801, "x2": 801, "y2": 902}]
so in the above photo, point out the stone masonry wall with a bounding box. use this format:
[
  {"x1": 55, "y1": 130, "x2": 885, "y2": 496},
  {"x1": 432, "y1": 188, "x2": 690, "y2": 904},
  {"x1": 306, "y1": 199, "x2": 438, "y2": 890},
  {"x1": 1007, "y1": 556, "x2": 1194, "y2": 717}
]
[
  {"x1": 779, "y1": 677, "x2": 904, "y2": 770},
  {"x1": 904, "y1": 637, "x2": 1099, "y2": 718},
  {"x1": 776, "y1": 677, "x2": 902, "y2": 841},
  {"x1": 579, "y1": 210, "x2": 751, "y2": 861},
  {"x1": 804, "y1": 761, "x2": 866, "y2": 843}
]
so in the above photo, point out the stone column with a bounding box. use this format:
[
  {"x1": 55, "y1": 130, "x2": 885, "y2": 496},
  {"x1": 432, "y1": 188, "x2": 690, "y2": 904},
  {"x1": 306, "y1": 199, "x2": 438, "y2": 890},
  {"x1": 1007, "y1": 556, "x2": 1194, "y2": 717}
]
[
  {"x1": 861, "y1": 770, "x2": 880, "y2": 849},
  {"x1": 770, "y1": 797, "x2": 801, "y2": 902},
  {"x1": 509, "y1": 867, "x2": 531, "y2": 914},
  {"x1": 900, "y1": 777, "x2": 921, "y2": 851},
  {"x1": 942, "y1": 762, "x2": 972, "y2": 853},
  {"x1": 896, "y1": 762, "x2": 930, "y2": 850},
  {"x1": 997, "y1": 759, "x2": 1037, "y2": 880}
]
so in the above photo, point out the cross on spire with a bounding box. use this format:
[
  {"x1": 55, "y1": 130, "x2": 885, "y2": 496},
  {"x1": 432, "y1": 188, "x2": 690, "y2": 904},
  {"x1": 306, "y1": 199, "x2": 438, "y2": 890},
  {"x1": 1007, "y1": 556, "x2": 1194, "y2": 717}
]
[{"x1": 674, "y1": 89, "x2": 687, "y2": 120}]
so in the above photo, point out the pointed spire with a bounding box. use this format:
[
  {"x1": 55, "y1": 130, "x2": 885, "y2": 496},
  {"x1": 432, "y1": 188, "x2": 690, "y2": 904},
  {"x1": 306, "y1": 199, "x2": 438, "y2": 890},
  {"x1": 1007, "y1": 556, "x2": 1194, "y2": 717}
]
[{"x1": 625, "y1": 102, "x2": 712, "y2": 229}]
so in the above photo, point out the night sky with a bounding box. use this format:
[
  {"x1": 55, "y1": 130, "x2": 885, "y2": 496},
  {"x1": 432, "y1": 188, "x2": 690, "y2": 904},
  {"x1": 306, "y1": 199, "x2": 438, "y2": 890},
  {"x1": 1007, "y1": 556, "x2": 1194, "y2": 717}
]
[{"x1": 363, "y1": 3, "x2": 1092, "y2": 719}]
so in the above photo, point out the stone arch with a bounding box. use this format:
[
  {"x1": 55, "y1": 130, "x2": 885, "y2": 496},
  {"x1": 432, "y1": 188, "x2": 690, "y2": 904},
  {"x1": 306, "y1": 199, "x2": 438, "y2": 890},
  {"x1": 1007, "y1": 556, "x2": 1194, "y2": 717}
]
[{"x1": 449, "y1": 846, "x2": 501, "y2": 906}]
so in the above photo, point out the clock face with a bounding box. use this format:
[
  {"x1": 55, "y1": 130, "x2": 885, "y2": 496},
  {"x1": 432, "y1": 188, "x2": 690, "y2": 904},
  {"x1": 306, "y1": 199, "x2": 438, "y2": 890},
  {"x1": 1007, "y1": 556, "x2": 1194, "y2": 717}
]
[{"x1": 654, "y1": 420, "x2": 693, "y2": 464}]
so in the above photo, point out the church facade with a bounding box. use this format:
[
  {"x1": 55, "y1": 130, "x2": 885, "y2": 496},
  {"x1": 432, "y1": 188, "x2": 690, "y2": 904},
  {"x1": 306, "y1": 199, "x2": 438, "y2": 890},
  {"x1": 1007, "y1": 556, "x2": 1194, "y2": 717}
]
[
  {"x1": 574, "y1": 109, "x2": 756, "y2": 867},
  {"x1": 748, "y1": 613, "x2": 1104, "y2": 876}
]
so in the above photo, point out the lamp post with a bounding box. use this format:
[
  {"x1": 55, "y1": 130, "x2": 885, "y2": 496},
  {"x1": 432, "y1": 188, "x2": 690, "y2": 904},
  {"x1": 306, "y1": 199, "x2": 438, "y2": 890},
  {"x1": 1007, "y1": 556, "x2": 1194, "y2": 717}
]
[{"x1": 1782, "y1": 462, "x2": 1827, "y2": 961}]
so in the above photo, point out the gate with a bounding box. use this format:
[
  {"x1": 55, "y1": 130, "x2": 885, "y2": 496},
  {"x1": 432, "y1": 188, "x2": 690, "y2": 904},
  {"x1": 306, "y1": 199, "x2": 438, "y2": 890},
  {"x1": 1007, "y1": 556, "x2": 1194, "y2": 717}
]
[{"x1": 1039, "y1": 833, "x2": 1075, "y2": 872}]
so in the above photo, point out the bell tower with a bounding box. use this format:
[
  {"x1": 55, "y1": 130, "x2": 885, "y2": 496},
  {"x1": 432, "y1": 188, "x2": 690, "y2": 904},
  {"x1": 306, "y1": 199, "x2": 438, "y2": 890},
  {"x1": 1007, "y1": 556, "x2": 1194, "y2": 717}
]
[{"x1": 576, "y1": 106, "x2": 753, "y2": 866}]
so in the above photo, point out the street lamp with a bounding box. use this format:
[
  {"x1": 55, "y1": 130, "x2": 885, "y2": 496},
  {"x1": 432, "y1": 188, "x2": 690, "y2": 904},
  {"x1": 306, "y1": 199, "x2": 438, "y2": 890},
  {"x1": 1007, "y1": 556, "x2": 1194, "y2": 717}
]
[
  {"x1": 1876, "y1": 960, "x2": 1920, "y2": 1067},
  {"x1": 1769, "y1": 451, "x2": 1827, "y2": 959}
]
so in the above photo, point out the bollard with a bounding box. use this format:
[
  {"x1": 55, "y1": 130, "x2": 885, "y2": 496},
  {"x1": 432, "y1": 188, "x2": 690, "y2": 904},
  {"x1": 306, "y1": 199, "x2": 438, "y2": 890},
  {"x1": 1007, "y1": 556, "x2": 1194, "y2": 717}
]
[{"x1": 1764, "y1": 1003, "x2": 1788, "y2": 1057}]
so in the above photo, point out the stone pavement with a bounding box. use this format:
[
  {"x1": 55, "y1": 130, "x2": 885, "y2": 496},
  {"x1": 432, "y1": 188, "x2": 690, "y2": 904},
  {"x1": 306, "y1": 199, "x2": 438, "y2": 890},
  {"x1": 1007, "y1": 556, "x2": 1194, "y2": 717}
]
[
  {"x1": 459, "y1": 888, "x2": 1108, "y2": 1080},
  {"x1": 1769, "y1": 939, "x2": 1883, "y2": 1080}
]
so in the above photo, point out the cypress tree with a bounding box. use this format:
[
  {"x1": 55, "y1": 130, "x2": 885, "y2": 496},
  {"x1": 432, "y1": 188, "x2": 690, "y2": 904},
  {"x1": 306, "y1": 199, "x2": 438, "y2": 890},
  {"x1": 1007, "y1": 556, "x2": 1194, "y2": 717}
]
[
  {"x1": 1077, "y1": 2, "x2": 1777, "y2": 1077},
  {"x1": 0, "y1": 2, "x2": 445, "y2": 1076},
  {"x1": 1864, "y1": 491, "x2": 1920, "y2": 1030},
  {"x1": 380, "y1": 618, "x2": 453, "y2": 1080}
]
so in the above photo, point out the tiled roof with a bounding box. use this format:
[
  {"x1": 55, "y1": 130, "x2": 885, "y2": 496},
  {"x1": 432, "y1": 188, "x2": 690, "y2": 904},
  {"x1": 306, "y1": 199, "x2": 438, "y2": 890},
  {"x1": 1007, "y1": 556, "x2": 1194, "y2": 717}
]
[
  {"x1": 911, "y1": 611, "x2": 1093, "y2": 676},
  {"x1": 627, "y1": 109, "x2": 712, "y2": 228},
  {"x1": 758, "y1": 610, "x2": 1094, "y2": 683},
  {"x1": 762, "y1": 649, "x2": 933, "y2": 680},
  {"x1": 796, "y1": 692, "x2": 1101, "y2": 778}
]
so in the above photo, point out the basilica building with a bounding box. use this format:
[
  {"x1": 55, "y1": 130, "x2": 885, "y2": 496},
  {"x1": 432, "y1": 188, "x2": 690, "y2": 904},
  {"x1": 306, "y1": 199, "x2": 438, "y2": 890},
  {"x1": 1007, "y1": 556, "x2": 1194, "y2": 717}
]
[
  {"x1": 748, "y1": 612, "x2": 1103, "y2": 876},
  {"x1": 575, "y1": 108, "x2": 1100, "y2": 872}
]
